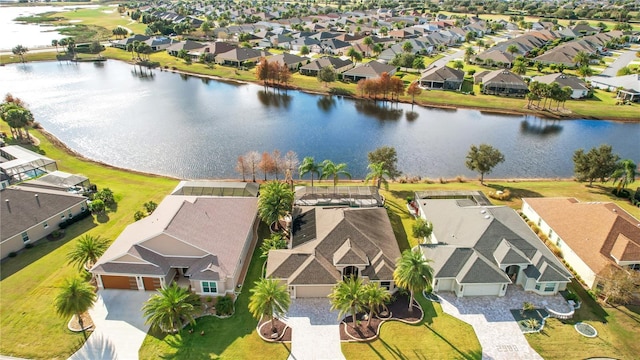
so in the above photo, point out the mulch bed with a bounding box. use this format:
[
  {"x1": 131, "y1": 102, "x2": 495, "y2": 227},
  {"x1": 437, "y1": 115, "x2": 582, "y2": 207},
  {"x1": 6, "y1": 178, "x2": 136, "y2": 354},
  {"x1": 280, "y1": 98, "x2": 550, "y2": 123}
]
[
  {"x1": 258, "y1": 318, "x2": 291, "y2": 342},
  {"x1": 339, "y1": 293, "x2": 423, "y2": 341},
  {"x1": 68, "y1": 311, "x2": 94, "y2": 332}
]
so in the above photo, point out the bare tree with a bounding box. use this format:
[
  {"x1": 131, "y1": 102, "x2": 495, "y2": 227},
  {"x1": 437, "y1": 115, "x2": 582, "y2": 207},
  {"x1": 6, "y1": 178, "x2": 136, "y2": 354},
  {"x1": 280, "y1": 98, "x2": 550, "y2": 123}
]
[
  {"x1": 235, "y1": 155, "x2": 248, "y2": 182},
  {"x1": 245, "y1": 151, "x2": 261, "y2": 182},
  {"x1": 600, "y1": 266, "x2": 640, "y2": 305},
  {"x1": 271, "y1": 149, "x2": 283, "y2": 180},
  {"x1": 258, "y1": 152, "x2": 275, "y2": 181},
  {"x1": 283, "y1": 151, "x2": 299, "y2": 178}
]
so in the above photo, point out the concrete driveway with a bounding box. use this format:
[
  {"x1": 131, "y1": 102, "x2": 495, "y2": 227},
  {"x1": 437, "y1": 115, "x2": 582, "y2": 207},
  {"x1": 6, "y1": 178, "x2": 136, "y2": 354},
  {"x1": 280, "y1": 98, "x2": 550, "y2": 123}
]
[
  {"x1": 600, "y1": 49, "x2": 639, "y2": 77},
  {"x1": 437, "y1": 287, "x2": 571, "y2": 360},
  {"x1": 285, "y1": 298, "x2": 345, "y2": 360},
  {"x1": 68, "y1": 290, "x2": 153, "y2": 360}
]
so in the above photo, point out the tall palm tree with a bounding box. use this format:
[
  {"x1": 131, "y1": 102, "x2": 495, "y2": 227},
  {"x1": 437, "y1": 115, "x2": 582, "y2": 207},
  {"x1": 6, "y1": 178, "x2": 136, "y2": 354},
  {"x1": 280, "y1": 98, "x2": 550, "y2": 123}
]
[
  {"x1": 363, "y1": 282, "x2": 390, "y2": 326},
  {"x1": 54, "y1": 277, "x2": 97, "y2": 340},
  {"x1": 298, "y1": 156, "x2": 320, "y2": 187},
  {"x1": 142, "y1": 283, "x2": 201, "y2": 334},
  {"x1": 320, "y1": 160, "x2": 351, "y2": 193},
  {"x1": 393, "y1": 249, "x2": 433, "y2": 312},
  {"x1": 329, "y1": 276, "x2": 365, "y2": 328},
  {"x1": 248, "y1": 278, "x2": 290, "y2": 333},
  {"x1": 611, "y1": 159, "x2": 637, "y2": 193},
  {"x1": 67, "y1": 235, "x2": 110, "y2": 271},
  {"x1": 258, "y1": 180, "x2": 294, "y2": 231},
  {"x1": 12, "y1": 44, "x2": 28, "y2": 63},
  {"x1": 51, "y1": 39, "x2": 59, "y2": 53},
  {"x1": 365, "y1": 161, "x2": 390, "y2": 190},
  {"x1": 573, "y1": 51, "x2": 590, "y2": 68}
]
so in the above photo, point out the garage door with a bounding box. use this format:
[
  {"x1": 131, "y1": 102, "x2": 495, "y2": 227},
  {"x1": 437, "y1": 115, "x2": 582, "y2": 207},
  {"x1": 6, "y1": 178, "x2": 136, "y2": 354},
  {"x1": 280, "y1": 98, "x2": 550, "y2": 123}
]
[
  {"x1": 102, "y1": 275, "x2": 138, "y2": 290},
  {"x1": 295, "y1": 285, "x2": 334, "y2": 298},
  {"x1": 463, "y1": 284, "x2": 502, "y2": 296},
  {"x1": 143, "y1": 277, "x2": 162, "y2": 291}
]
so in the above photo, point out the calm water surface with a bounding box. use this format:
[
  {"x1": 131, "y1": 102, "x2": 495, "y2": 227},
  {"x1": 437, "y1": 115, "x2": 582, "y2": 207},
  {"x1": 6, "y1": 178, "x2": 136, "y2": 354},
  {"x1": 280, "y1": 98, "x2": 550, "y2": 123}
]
[{"x1": 1, "y1": 60, "x2": 638, "y2": 179}]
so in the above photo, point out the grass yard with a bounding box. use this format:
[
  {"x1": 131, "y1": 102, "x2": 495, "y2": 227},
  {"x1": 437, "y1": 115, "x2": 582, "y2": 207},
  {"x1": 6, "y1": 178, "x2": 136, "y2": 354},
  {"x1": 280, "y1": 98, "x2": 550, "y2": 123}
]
[
  {"x1": 526, "y1": 280, "x2": 640, "y2": 359},
  {"x1": 0, "y1": 124, "x2": 178, "y2": 359},
  {"x1": 52, "y1": 6, "x2": 147, "y2": 35},
  {"x1": 138, "y1": 225, "x2": 291, "y2": 360},
  {"x1": 341, "y1": 296, "x2": 482, "y2": 360}
]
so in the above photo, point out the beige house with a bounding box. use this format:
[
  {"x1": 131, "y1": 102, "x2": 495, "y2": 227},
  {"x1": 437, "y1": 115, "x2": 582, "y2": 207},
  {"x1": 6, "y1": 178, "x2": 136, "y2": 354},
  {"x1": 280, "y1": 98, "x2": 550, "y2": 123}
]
[
  {"x1": 1, "y1": 186, "x2": 88, "y2": 259},
  {"x1": 92, "y1": 182, "x2": 259, "y2": 295},
  {"x1": 266, "y1": 206, "x2": 401, "y2": 298},
  {"x1": 522, "y1": 198, "x2": 640, "y2": 289}
]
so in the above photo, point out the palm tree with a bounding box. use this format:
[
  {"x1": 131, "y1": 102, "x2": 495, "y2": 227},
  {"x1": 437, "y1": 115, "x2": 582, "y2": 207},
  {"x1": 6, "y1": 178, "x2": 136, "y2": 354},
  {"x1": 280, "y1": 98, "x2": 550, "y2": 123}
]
[
  {"x1": 329, "y1": 276, "x2": 365, "y2": 328},
  {"x1": 573, "y1": 51, "x2": 590, "y2": 68},
  {"x1": 506, "y1": 44, "x2": 519, "y2": 55},
  {"x1": 55, "y1": 277, "x2": 97, "y2": 340},
  {"x1": 321, "y1": 160, "x2": 351, "y2": 193},
  {"x1": 362, "y1": 283, "x2": 390, "y2": 326},
  {"x1": 248, "y1": 278, "x2": 290, "y2": 333},
  {"x1": 512, "y1": 61, "x2": 527, "y2": 75},
  {"x1": 260, "y1": 233, "x2": 287, "y2": 258},
  {"x1": 298, "y1": 156, "x2": 320, "y2": 187},
  {"x1": 365, "y1": 161, "x2": 391, "y2": 190},
  {"x1": 142, "y1": 283, "x2": 201, "y2": 334},
  {"x1": 258, "y1": 180, "x2": 294, "y2": 231},
  {"x1": 67, "y1": 235, "x2": 111, "y2": 271},
  {"x1": 393, "y1": 249, "x2": 433, "y2": 312},
  {"x1": 52, "y1": 39, "x2": 59, "y2": 53},
  {"x1": 611, "y1": 159, "x2": 637, "y2": 194},
  {"x1": 12, "y1": 44, "x2": 28, "y2": 63},
  {"x1": 463, "y1": 46, "x2": 475, "y2": 63}
]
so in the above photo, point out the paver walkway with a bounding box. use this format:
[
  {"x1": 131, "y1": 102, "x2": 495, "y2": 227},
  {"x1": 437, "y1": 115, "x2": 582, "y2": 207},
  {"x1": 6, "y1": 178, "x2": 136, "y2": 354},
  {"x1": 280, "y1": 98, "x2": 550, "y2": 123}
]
[
  {"x1": 285, "y1": 298, "x2": 345, "y2": 360},
  {"x1": 68, "y1": 290, "x2": 153, "y2": 360},
  {"x1": 437, "y1": 286, "x2": 571, "y2": 360}
]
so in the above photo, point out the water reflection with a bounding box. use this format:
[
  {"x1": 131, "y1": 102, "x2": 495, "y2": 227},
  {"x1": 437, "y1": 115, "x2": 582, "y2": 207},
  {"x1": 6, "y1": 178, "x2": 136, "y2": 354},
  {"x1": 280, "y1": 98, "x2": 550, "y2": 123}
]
[
  {"x1": 317, "y1": 96, "x2": 336, "y2": 113},
  {"x1": 354, "y1": 100, "x2": 403, "y2": 121},
  {"x1": 405, "y1": 111, "x2": 419, "y2": 122},
  {"x1": 257, "y1": 90, "x2": 292, "y2": 109},
  {"x1": 131, "y1": 66, "x2": 155, "y2": 80},
  {"x1": 520, "y1": 118, "x2": 563, "y2": 136}
]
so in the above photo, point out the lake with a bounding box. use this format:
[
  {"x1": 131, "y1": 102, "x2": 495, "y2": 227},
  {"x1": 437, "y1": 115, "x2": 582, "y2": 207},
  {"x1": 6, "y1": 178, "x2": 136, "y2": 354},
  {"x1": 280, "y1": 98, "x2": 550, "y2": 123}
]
[{"x1": 0, "y1": 60, "x2": 638, "y2": 180}]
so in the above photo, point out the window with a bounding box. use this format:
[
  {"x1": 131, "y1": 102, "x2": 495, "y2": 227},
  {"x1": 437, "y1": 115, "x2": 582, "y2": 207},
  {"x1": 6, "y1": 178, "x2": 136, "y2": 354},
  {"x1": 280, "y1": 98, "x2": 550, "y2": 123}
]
[
  {"x1": 537, "y1": 218, "x2": 542, "y2": 226},
  {"x1": 43, "y1": 222, "x2": 48, "y2": 229},
  {"x1": 202, "y1": 281, "x2": 217, "y2": 294},
  {"x1": 629, "y1": 264, "x2": 640, "y2": 271},
  {"x1": 535, "y1": 283, "x2": 541, "y2": 291},
  {"x1": 548, "y1": 229, "x2": 554, "y2": 239},
  {"x1": 544, "y1": 283, "x2": 555, "y2": 292},
  {"x1": 81, "y1": 206, "x2": 86, "y2": 212},
  {"x1": 21, "y1": 232, "x2": 30, "y2": 243},
  {"x1": 380, "y1": 281, "x2": 391, "y2": 291},
  {"x1": 61, "y1": 214, "x2": 65, "y2": 219}
]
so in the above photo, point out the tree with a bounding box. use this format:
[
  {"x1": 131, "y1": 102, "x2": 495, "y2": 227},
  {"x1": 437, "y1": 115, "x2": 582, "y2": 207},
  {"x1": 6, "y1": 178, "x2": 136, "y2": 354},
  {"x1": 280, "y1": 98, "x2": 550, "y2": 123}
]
[
  {"x1": 573, "y1": 51, "x2": 590, "y2": 68},
  {"x1": 258, "y1": 152, "x2": 275, "y2": 181},
  {"x1": 283, "y1": 151, "x2": 299, "y2": 183},
  {"x1": 610, "y1": 159, "x2": 636, "y2": 193},
  {"x1": 617, "y1": 66, "x2": 632, "y2": 76},
  {"x1": 321, "y1": 160, "x2": 351, "y2": 193},
  {"x1": 599, "y1": 266, "x2": 640, "y2": 305},
  {"x1": 372, "y1": 43, "x2": 383, "y2": 57},
  {"x1": 236, "y1": 155, "x2": 248, "y2": 182},
  {"x1": 52, "y1": 39, "x2": 59, "y2": 53},
  {"x1": 317, "y1": 66, "x2": 336, "y2": 87},
  {"x1": 573, "y1": 145, "x2": 620, "y2": 186},
  {"x1": 363, "y1": 36, "x2": 374, "y2": 48},
  {"x1": 89, "y1": 41, "x2": 103, "y2": 55},
  {"x1": 258, "y1": 180, "x2": 294, "y2": 231},
  {"x1": 412, "y1": 217, "x2": 433, "y2": 241},
  {"x1": 368, "y1": 146, "x2": 401, "y2": 180},
  {"x1": 453, "y1": 59, "x2": 464, "y2": 71},
  {"x1": 577, "y1": 65, "x2": 593, "y2": 77},
  {"x1": 12, "y1": 45, "x2": 28, "y2": 63},
  {"x1": 506, "y1": 44, "x2": 519, "y2": 55},
  {"x1": 464, "y1": 46, "x2": 475, "y2": 63},
  {"x1": 393, "y1": 249, "x2": 433, "y2": 311},
  {"x1": 298, "y1": 156, "x2": 321, "y2": 187},
  {"x1": 144, "y1": 201, "x2": 158, "y2": 214},
  {"x1": 406, "y1": 81, "x2": 422, "y2": 104},
  {"x1": 347, "y1": 47, "x2": 360, "y2": 63},
  {"x1": 329, "y1": 276, "x2": 365, "y2": 328},
  {"x1": 365, "y1": 161, "x2": 391, "y2": 190},
  {"x1": 300, "y1": 45, "x2": 310, "y2": 56},
  {"x1": 476, "y1": 39, "x2": 484, "y2": 53},
  {"x1": 248, "y1": 278, "x2": 291, "y2": 333},
  {"x1": 260, "y1": 233, "x2": 287, "y2": 258},
  {"x1": 134, "y1": 210, "x2": 146, "y2": 221},
  {"x1": 54, "y1": 277, "x2": 96, "y2": 340},
  {"x1": 402, "y1": 41, "x2": 414, "y2": 53},
  {"x1": 465, "y1": 31, "x2": 475, "y2": 43},
  {"x1": 0, "y1": 103, "x2": 33, "y2": 141},
  {"x1": 142, "y1": 283, "x2": 201, "y2": 334},
  {"x1": 245, "y1": 151, "x2": 261, "y2": 182},
  {"x1": 362, "y1": 282, "x2": 390, "y2": 326},
  {"x1": 89, "y1": 199, "x2": 105, "y2": 214},
  {"x1": 465, "y1": 144, "x2": 505, "y2": 184},
  {"x1": 256, "y1": 57, "x2": 270, "y2": 87},
  {"x1": 512, "y1": 60, "x2": 527, "y2": 75},
  {"x1": 67, "y1": 235, "x2": 110, "y2": 271}
]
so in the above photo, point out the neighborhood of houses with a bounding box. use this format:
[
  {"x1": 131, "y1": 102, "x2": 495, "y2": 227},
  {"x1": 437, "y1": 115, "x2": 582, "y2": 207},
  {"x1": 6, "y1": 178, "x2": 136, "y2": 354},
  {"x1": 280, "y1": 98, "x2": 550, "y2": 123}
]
[{"x1": 109, "y1": 3, "x2": 640, "y2": 102}]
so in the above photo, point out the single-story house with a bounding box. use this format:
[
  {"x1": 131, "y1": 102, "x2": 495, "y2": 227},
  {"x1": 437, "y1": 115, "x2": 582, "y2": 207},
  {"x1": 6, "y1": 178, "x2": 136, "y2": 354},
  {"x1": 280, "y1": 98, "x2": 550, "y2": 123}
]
[
  {"x1": 416, "y1": 192, "x2": 571, "y2": 297},
  {"x1": 91, "y1": 182, "x2": 259, "y2": 295},
  {"x1": 20, "y1": 170, "x2": 91, "y2": 193},
  {"x1": 299, "y1": 57, "x2": 354, "y2": 76},
  {"x1": 419, "y1": 65, "x2": 464, "y2": 91},
  {"x1": 1, "y1": 186, "x2": 88, "y2": 259},
  {"x1": 522, "y1": 198, "x2": 640, "y2": 289},
  {"x1": 531, "y1": 73, "x2": 590, "y2": 99},
  {"x1": 589, "y1": 74, "x2": 640, "y2": 102},
  {"x1": 474, "y1": 50, "x2": 516, "y2": 68},
  {"x1": 266, "y1": 206, "x2": 401, "y2": 298},
  {"x1": 111, "y1": 34, "x2": 150, "y2": 50},
  {"x1": 0, "y1": 145, "x2": 58, "y2": 184},
  {"x1": 267, "y1": 53, "x2": 308, "y2": 71},
  {"x1": 342, "y1": 61, "x2": 397, "y2": 82},
  {"x1": 166, "y1": 40, "x2": 206, "y2": 57},
  {"x1": 476, "y1": 69, "x2": 529, "y2": 97},
  {"x1": 216, "y1": 48, "x2": 272, "y2": 67}
]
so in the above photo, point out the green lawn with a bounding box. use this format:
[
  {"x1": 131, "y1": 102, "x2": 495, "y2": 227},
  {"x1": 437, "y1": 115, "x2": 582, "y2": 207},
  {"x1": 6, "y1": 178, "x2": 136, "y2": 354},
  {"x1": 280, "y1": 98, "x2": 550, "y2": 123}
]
[{"x1": 53, "y1": 6, "x2": 148, "y2": 35}]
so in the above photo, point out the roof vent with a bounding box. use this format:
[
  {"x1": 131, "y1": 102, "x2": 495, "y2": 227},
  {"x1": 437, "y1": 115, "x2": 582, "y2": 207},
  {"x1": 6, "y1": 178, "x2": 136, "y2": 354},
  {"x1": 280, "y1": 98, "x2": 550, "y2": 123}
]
[
  {"x1": 484, "y1": 215, "x2": 491, "y2": 219},
  {"x1": 481, "y1": 209, "x2": 487, "y2": 214},
  {"x1": 612, "y1": 208, "x2": 617, "y2": 212}
]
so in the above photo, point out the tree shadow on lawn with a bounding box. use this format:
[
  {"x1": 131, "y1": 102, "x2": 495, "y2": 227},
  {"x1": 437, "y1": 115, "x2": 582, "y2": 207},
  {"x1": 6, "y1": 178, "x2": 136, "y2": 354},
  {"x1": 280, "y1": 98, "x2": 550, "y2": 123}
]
[
  {"x1": 423, "y1": 323, "x2": 482, "y2": 360},
  {"x1": 568, "y1": 280, "x2": 609, "y2": 323},
  {"x1": 0, "y1": 217, "x2": 96, "y2": 280}
]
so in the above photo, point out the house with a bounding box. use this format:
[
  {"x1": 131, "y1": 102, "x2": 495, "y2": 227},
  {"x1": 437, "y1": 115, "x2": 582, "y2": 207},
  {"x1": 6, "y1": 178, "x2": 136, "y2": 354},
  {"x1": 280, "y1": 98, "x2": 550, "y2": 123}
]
[
  {"x1": 166, "y1": 40, "x2": 206, "y2": 57},
  {"x1": 476, "y1": 69, "x2": 528, "y2": 97},
  {"x1": 475, "y1": 50, "x2": 516, "y2": 68},
  {"x1": 1, "y1": 186, "x2": 88, "y2": 259},
  {"x1": 91, "y1": 182, "x2": 259, "y2": 294},
  {"x1": 299, "y1": 57, "x2": 354, "y2": 76},
  {"x1": 320, "y1": 38, "x2": 352, "y2": 55},
  {"x1": 571, "y1": 23, "x2": 600, "y2": 36},
  {"x1": 416, "y1": 191, "x2": 572, "y2": 297},
  {"x1": 266, "y1": 206, "x2": 401, "y2": 298},
  {"x1": 419, "y1": 65, "x2": 464, "y2": 91},
  {"x1": 341, "y1": 61, "x2": 396, "y2": 82},
  {"x1": 20, "y1": 170, "x2": 91, "y2": 193},
  {"x1": 0, "y1": 145, "x2": 58, "y2": 184},
  {"x1": 531, "y1": 73, "x2": 590, "y2": 99},
  {"x1": 589, "y1": 74, "x2": 640, "y2": 102},
  {"x1": 216, "y1": 48, "x2": 272, "y2": 67},
  {"x1": 267, "y1": 53, "x2": 308, "y2": 71},
  {"x1": 111, "y1": 34, "x2": 151, "y2": 50},
  {"x1": 522, "y1": 198, "x2": 640, "y2": 289}
]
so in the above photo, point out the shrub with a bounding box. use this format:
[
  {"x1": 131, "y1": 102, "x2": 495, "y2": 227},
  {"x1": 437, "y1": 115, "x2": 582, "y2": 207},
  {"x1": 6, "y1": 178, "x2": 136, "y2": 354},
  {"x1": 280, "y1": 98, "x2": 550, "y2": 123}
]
[
  {"x1": 134, "y1": 210, "x2": 146, "y2": 221},
  {"x1": 215, "y1": 295, "x2": 234, "y2": 316},
  {"x1": 488, "y1": 189, "x2": 511, "y2": 201},
  {"x1": 25, "y1": 243, "x2": 34, "y2": 249},
  {"x1": 439, "y1": 177, "x2": 447, "y2": 184},
  {"x1": 566, "y1": 292, "x2": 579, "y2": 301},
  {"x1": 456, "y1": 175, "x2": 465, "y2": 183},
  {"x1": 8, "y1": 252, "x2": 17, "y2": 258},
  {"x1": 206, "y1": 296, "x2": 213, "y2": 303},
  {"x1": 406, "y1": 196, "x2": 413, "y2": 203}
]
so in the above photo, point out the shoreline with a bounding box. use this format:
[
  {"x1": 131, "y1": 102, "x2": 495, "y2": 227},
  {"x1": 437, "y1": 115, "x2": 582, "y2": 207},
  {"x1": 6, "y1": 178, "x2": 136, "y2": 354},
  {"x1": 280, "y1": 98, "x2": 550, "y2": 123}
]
[{"x1": 36, "y1": 127, "x2": 577, "y2": 184}]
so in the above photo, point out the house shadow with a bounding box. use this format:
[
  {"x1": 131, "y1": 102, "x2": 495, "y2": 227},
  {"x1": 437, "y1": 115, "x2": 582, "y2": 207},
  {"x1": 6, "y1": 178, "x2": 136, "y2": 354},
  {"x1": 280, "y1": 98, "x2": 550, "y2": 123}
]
[
  {"x1": 68, "y1": 332, "x2": 117, "y2": 360},
  {"x1": 0, "y1": 217, "x2": 96, "y2": 280}
]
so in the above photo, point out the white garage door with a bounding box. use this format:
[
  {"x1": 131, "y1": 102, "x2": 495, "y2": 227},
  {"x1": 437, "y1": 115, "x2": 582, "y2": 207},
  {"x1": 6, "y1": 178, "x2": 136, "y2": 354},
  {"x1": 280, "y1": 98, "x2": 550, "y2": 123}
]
[
  {"x1": 463, "y1": 284, "x2": 502, "y2": 296},
  {"x1": 295, "y1": 285, "x2": 334, "y2": 298}
]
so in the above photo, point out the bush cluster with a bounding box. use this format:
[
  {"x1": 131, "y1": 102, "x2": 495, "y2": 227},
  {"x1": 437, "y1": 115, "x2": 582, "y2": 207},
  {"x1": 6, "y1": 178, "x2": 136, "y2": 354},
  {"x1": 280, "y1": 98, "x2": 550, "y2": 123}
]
[
  {"x1": 215, "y1": 295, "x2": 234, "y2": 316},
  {"x1": 58, "y1": 210, "x2": 92, "y2": 229},
  {"x1": 488, "y1": 189, "x2": 511, "y2": 201}
]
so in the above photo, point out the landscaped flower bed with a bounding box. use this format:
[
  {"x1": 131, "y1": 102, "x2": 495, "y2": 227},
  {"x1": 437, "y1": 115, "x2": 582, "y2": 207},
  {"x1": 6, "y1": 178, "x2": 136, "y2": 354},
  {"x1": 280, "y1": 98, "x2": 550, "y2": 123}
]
[{"x1": 510, "y1": 308, "x2": 549, "y2": 333}]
